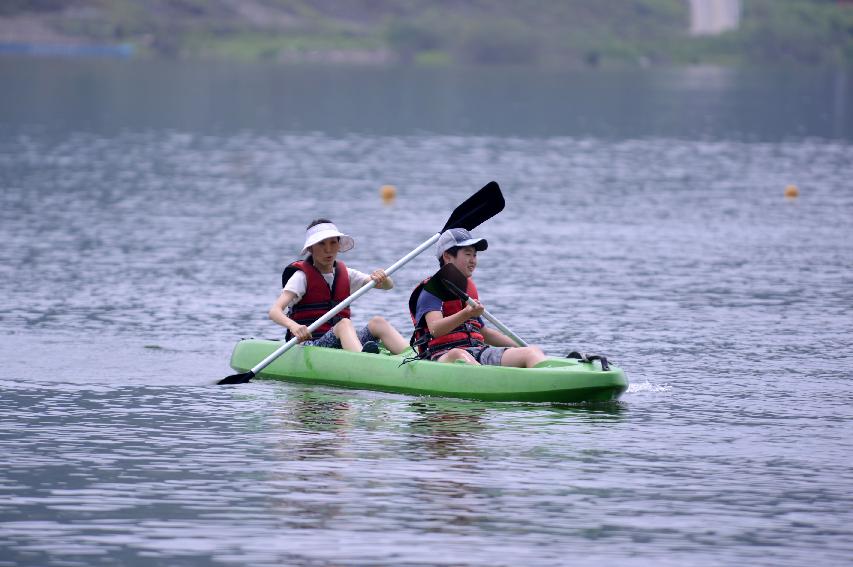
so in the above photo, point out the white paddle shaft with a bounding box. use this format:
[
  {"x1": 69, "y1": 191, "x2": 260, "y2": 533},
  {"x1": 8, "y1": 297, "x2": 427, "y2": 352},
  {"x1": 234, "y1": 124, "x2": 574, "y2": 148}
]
[{"x1": 463, "y1": 298, "x2": 528, "y2": 347}]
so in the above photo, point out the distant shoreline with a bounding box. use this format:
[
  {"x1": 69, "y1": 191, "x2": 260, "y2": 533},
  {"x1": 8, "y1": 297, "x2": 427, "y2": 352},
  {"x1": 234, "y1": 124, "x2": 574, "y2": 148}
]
[{"x1": 1, "y1": 1, "x2": 851, "y2": 68}]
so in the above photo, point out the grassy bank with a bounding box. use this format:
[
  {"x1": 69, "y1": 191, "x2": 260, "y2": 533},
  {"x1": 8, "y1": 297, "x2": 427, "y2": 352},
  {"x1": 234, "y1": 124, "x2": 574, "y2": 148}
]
[{"x1": 1, "y1": 0, "x2": 851, "y2": 67}]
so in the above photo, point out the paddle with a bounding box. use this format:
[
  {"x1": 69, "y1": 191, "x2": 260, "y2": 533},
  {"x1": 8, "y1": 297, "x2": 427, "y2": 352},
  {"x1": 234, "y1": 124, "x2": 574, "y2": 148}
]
[
  {"x1": 426, "y1": 263, "x2": 528, "y2": 347},
  {"x1": 218, "y1": 181, "x2": 505, "y2": 385}
]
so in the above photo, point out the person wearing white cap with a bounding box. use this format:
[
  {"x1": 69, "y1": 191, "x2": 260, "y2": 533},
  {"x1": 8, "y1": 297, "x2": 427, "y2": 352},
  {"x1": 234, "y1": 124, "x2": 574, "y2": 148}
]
[
  {"x1": 408, "y1": 228, "x2": 546, "y2": 368},
  {"x1": 268, "y1": 218, "x2": 408, "y2": 354}
]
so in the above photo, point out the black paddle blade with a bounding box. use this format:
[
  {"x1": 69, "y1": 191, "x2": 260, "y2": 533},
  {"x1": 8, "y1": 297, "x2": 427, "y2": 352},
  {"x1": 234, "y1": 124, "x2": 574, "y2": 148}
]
[
  {"x1": 217, "y1": 370, "x2": 255, "y2": 385},
  {"x1": 440, "y1": 277, "x2": 468, "y2": 302},
  {"x1": 423, "y1": 263, "x2": 470, "y2": 301},
  {"x1": 441, "y1": 181, "x2": 504, "y2": 232}
]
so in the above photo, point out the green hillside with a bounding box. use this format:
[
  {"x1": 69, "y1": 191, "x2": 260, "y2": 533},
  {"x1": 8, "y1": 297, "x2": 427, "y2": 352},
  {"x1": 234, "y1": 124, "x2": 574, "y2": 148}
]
[{"x1": 1, "y1": 0, "x2": 851, "y2": 67}]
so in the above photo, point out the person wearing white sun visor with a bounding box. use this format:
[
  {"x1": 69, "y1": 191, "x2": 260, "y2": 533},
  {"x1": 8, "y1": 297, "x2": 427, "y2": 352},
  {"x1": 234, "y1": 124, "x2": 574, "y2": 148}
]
[{"x1": 269, "y1": 219, "x2": 408, "y2": 355}]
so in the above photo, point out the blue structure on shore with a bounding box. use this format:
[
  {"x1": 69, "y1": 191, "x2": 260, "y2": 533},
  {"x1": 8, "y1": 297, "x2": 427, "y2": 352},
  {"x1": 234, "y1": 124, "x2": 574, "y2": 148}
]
[{"x1": 0, "y1": 42, "x2": 134, "y2": 58}]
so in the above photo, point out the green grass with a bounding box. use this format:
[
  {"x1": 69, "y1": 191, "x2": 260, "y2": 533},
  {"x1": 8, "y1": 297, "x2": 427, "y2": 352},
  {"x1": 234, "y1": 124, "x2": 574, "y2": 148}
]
[{"x1": 185, "y1": 31, "x2": 383, "y2": 61}]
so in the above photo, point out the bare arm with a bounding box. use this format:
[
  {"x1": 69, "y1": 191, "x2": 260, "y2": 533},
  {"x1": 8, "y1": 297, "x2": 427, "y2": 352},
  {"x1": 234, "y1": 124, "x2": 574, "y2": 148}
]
[
  {"x1": 268, "y1": 290, "x2": 312, "y2": 342},
  {"x1": 481, "y1": 326, "x2": 518, "y2": 347},
  {"x1": 424, "y1": 300, "x2": 485, "y2": 338}
]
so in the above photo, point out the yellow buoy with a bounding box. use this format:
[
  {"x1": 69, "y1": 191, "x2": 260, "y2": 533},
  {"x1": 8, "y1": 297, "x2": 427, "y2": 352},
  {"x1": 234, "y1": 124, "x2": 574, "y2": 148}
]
[
  {"x1": 380, "y1": 184, "x2": 397, "y2": 204},
  {"x1": 784, "y1": 184, "x2": 799, "y2": 199}
]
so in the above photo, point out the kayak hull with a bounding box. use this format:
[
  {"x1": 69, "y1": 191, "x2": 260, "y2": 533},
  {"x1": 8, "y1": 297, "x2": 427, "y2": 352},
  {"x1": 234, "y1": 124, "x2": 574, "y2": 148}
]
[{"x1": 229, "y1": 339, "x2": 628, "y2": 403}]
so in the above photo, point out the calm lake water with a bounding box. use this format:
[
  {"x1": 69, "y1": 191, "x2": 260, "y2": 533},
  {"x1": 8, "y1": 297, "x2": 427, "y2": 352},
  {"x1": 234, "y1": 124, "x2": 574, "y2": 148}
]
[{"x1": 1, "y1": 59, "x2": 852, "y2": 566}]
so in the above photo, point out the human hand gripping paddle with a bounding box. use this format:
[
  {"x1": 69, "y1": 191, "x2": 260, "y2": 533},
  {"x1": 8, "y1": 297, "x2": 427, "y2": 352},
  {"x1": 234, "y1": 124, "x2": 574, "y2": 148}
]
[
  {"x1": 217, "y1": 181, "x2": 506, "y2": 385},
  {"x1": 425, "y1": 263, "x2": 529, "y2": 347}
]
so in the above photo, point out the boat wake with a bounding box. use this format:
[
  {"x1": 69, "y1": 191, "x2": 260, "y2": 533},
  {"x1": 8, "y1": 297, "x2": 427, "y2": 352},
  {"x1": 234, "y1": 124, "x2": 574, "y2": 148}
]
[{"x1": 627, "y1": 380, "x2": 672, "y2": 394}]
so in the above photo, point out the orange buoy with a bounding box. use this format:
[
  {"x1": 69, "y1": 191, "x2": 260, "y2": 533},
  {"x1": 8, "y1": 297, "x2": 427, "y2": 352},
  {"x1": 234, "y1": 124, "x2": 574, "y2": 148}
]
[
  {"x1": 784, "y1": 184, "x2": 799, "y2": 199},
  {"x1": 380, "y1": 184, "x2": 397, "y2": 204}
]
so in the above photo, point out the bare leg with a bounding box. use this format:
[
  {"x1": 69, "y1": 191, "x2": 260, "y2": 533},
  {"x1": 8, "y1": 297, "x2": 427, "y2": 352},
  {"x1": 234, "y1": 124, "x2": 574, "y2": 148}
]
[
  {"x1": 333, "y1": 319, "x2": 361, "y2": 352},
  {"x1": 436, "y1": 348, "x2": 480, "y2": 365},
  {"x1": 500, "y1": 345, "x2": 547, "y2": 368},
  {"x1": 366, "y1": 316, "x2": 408, "y2": 354}
]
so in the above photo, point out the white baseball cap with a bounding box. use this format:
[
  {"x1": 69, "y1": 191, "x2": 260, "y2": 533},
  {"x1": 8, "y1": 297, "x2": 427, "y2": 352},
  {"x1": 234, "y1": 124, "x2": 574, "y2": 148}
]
[
  {"x1": 435, "y1": 228, "x2": 488, "y2": 260},
  {"x1": 301, "y1": 222, "x2": 355, "y2": 256}
]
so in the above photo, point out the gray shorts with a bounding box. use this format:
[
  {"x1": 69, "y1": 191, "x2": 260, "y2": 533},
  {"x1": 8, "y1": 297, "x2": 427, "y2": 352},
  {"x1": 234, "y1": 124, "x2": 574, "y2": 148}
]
[
  {"x1": 302, "y1": 325, "x2": 376, "y2": 349},
  {"x1": 431, "y1": 345, "x2": 507, "y2": 366},
  {"x1": 470, "y1": 346, "x2": 507, "y2": 366}
]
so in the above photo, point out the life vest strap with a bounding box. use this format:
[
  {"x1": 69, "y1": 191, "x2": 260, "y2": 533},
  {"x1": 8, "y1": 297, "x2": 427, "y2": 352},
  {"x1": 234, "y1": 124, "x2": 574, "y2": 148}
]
[
  {"x1": 427, "y1": 337, "x2": 486, "y2": 358},
  {"x1": 410, "y1": 324, "x2": 485, "y2": 359}
]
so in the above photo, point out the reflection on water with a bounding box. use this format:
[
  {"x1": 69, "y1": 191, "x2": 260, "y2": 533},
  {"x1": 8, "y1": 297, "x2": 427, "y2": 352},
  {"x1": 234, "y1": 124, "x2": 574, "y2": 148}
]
[
  {"x1": 408, "y1": 401, "x2": 489, "y2": 459},
  {"x1": 0, "y1": 59, "x2": 851, "y2": 141},
  {"x1": 2, "y1": 369, "x2": 852, "y2": 566},
  {"x1": 282, "y1": 392, "x2": 357, "y2": 433}
]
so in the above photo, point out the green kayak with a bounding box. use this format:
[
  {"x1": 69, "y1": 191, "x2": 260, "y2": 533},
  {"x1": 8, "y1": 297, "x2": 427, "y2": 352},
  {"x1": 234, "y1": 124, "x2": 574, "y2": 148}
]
[{"x1": 229, "y1": 339, "x2": 628, "y2": 403}]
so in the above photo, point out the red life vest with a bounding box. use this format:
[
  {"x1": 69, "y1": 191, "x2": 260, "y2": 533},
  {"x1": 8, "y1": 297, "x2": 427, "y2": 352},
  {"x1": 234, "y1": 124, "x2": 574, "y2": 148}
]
[
  {"x1": 408, "y1": 277, "x2": 485, "y2": 358},
  {"x1": 281, "y1": 257, "x2": 351, "y2": 340}
]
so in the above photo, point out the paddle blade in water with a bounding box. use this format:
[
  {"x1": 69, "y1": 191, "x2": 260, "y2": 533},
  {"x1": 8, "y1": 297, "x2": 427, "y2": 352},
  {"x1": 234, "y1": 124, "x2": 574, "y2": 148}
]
[
  {"x1": 217, "y1": 370, "x2": 256, "y2": 385},
  {"x1": 442, "y1": 181, "x2": 504, "y2": 232}
]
